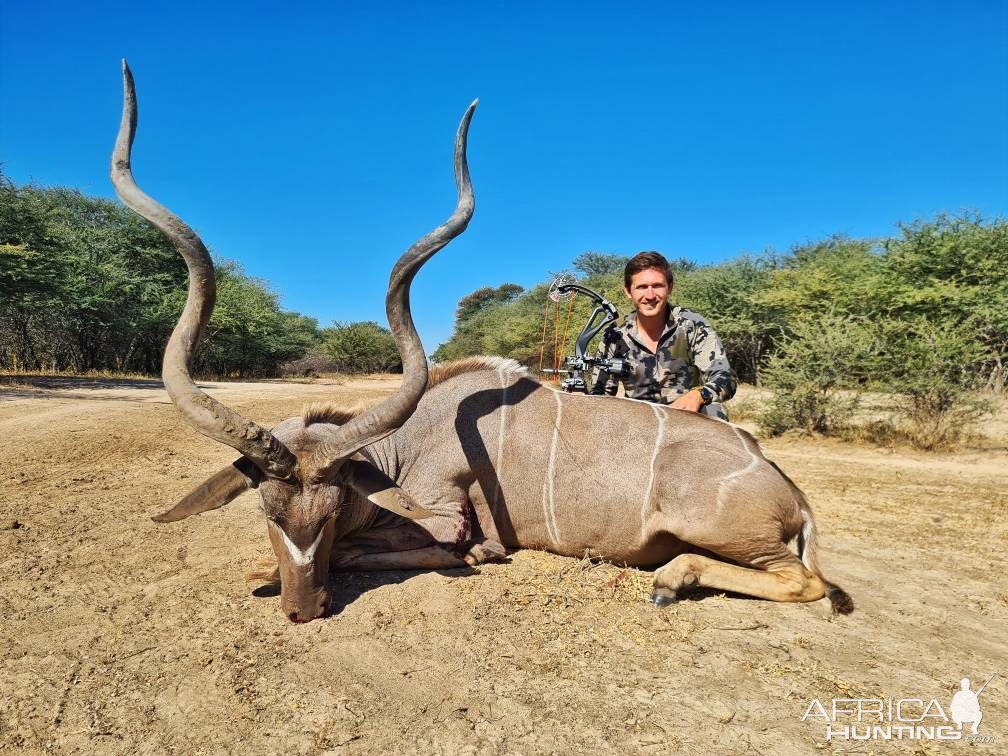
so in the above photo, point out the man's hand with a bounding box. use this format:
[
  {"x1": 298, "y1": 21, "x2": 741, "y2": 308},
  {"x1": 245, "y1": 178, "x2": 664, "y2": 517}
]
[{"x1": 670, "y1": 389, "x2": 704, "y2": 413}]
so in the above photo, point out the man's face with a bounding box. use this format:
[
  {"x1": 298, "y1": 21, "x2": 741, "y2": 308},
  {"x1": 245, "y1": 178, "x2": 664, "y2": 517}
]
[{"x1": 625, "y1": 267, "x2": 670, "y2": 319}]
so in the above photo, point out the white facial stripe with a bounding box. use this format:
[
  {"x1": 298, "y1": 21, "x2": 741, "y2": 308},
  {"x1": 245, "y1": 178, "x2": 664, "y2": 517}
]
[{"x1": 279, "y1": 525, "x2": 326, "y2": 567}]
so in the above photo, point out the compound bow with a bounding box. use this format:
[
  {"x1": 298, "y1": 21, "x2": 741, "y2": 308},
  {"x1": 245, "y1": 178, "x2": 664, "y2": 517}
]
[{"x1": 551, "y1": 282, "x2": 634, "y2": 393}]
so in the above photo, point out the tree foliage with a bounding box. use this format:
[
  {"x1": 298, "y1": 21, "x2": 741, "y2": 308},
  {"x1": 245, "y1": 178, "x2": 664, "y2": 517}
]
[
  {"x1": 434, "y1": 216, "x2": 1007, "y2": 445},
  {"x1": 873, "y1": 320, "x2": 994, "y2": 449},
  {"x1": 757, "y1": 314, "x2": 879, "y2": 436},
  {"x1": 675, "y1": 255, "x2": 779, "y2": 384},
  {"x1": 5, "y1": 171, "x2": 1005, "y2": 423},
  {"x1": 572, "y1": 252, "x2": 628, "y2": 277},
  {"x1": 0, "y1": 177, "x2": 319, "y2": 376},
  {"x1": 882, "y1": 213, "x2": 1008, "y2": 392},
  {"x1": 455, "y1": 283, "x2": 524, "y2": 322},
  {"x1": 320, "y1": 321, "x2": 401, "y2": 373}
]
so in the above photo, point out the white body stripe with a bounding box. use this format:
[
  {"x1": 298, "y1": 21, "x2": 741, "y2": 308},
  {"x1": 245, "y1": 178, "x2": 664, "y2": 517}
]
[
  {"x1": 491, "y1": 367, "x2": 510, "y2": 512},
  {"x1": 280, "y1": 526, "x2": 326, "y2": 567},
  {"x1": 641, "y1": 403, "x2": 667, "y2": 528},
  {"x1": 540, "y1": 390, "x2": 563, "y2": 546},
  {"x1": 716, "y1": 426, "x2": 763, "y2": 508},
  {"x1": 723, "y1": 426, "x2": 761, "y2": 482}
]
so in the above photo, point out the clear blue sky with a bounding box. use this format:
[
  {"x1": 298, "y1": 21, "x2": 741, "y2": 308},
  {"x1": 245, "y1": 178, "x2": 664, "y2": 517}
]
[{"x1": 2, "y1": 2, "x2": 1006, "y2": 350}]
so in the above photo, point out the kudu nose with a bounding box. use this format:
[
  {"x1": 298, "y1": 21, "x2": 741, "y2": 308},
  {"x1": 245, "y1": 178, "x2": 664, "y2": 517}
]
[{"x1": 286, "y1": 593, "x2": 330, "y2": 623}]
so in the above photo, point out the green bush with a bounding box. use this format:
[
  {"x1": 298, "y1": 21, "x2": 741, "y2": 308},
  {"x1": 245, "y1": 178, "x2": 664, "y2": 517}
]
[
  {"x1": 757, "y1": 314, "x2": 878, "y2": 436},
  {"x1": 878, "y1": 322, "x2": 993, "y2": 450},
  {"x1": 320, "y1": 321, "x2": 400, "y2": 373}
]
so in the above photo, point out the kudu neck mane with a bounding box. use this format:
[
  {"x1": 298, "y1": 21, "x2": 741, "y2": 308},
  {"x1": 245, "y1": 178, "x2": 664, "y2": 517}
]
[{"x1": 299, "y1": 357, "x2": 528, "y2": 431}]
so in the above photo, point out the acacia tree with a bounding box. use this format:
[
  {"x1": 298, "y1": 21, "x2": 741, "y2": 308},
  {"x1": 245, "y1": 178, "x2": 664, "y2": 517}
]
[
  {"x1": 572, "y1": 252, "x2": 627, "y2": 277},
  {"x1": 455, "y1": 283, "x2": 524, "y2": 322},
  {"x1": 433, "y1": 283, "x2": 524, "y2": 362},
  {"x1": 876, "y1": 321, "x2": 993, "y2": 449},
  {"x1": 193, "y1": 261, "x2": 320, "y2": 377},
  {"x1": 757, "y1": 314, "x2": 880, "y2": 436}
]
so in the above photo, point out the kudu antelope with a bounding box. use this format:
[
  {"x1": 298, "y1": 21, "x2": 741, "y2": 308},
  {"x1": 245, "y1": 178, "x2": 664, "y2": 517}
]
[{"x1": 113, "y1": 61, "x2": 853, "y2": 623}]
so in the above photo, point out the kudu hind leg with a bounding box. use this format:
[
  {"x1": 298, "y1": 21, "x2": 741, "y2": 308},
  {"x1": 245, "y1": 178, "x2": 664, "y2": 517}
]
[{"x1": 652, "y1": 552, "x2": 827, "y2": 606}]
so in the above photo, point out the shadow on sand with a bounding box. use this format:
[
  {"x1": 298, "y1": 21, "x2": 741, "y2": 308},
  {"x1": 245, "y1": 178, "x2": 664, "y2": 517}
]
[
  {"x1": 251, "y1": 566, "x2": 483, "y2": 615},
  {"x1": 0, "y1": 374, "x2": 264, "y2": 404}
]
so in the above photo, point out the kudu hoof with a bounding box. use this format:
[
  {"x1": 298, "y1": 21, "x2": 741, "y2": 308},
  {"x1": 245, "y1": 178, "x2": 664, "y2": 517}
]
[
  {"x1": 651, "y1": 588, "x2": 679, "y2": 607},
  {"x1": 652, "y1": 573, "x2": 699, "y2": 606}
]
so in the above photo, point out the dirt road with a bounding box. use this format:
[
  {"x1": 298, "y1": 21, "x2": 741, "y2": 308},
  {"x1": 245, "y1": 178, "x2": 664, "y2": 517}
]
[{"x1": 1, "y1": 376, "x2": 1005, "y2": 754}]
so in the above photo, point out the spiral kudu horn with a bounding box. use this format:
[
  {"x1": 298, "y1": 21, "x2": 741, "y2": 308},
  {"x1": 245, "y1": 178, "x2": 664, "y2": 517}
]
[
  {"x1": 110, "y1": 60, "x2": 296, "y2": 480},
  {"x1": 305, "y1": 100, "x2": 478, "y2": 482}
]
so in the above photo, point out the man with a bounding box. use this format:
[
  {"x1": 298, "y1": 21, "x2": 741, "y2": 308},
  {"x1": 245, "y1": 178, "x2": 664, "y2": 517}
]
[{"x1": 589, "y1": 251, "x2": 736, "y2": 420}]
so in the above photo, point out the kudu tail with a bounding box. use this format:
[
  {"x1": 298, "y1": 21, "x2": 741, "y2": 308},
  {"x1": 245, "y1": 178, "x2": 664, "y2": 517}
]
[{"x1": 797, "y1": 505, "x2": 854, "y2": 615}]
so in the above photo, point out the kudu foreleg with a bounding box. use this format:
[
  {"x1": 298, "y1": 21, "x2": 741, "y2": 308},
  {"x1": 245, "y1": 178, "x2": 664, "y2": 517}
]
[
  {"x1": 652, "y1": 552, "x2": 827, "y2": 606},
  {"x1": 329, "y1": 499, "x2": 507, "y2": 571},
  {"x1": 244, "y1": 542, "x2": 503, "y2": 582},
  {"x1": 334, "y1": 539, "x2": 505, "y2": 570},
  {"x1": 336, "y1": 546, "x2": 469, "y2": 570}
]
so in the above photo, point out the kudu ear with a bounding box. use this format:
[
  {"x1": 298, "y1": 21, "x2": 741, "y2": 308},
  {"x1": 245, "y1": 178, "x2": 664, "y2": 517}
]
[
  {"x1": 152, "y1": 458, "x2": 263, "y2": 523},
  {"x1": 346, "y1": 455, "x2": 434, "y2": 521}
]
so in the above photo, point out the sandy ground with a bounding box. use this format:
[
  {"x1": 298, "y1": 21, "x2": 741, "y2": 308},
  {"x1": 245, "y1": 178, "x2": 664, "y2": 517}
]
[{"x1": 1, "y1": 375, "x2": 1006, "y2": 755}]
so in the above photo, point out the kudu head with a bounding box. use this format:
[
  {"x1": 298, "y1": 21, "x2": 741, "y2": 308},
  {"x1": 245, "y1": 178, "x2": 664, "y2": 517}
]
[{"x1": 111, "y1": 60, "x2": 475, "y2": 622}]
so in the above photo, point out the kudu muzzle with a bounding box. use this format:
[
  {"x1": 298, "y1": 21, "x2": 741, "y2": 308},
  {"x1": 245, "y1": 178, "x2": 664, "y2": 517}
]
[{"x1": 267, "y1": 519, "x2": 336, "y2": 623}]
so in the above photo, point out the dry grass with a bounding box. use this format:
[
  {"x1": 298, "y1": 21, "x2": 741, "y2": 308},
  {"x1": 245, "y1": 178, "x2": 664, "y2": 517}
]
[
  {"x1": 724, "y1": 395, "x2": 764, "y2": 422},
  {"x1": 840, "y1": 417, "x2": 994, "y2": 452},
  {"x1": 526, "y1": 552, "x2": 655, "y2": 607},
  {"x1": 735, "y1": 383, "x2": 1005, "y2": 452},
  {"x1": 448, "y1": 552, "x2": 714, "y2": 681},
  {"x1": 0, "y1": 368, "x2": 358, "y2": 387},
  {"x1": 0, "y1": 367, "x2": 156, "y2": 381},
  {"x1": 275, "y1": 372, "x2": 349, "y2": 385},
  {"x1": 279, "y1": 371, "x2": 403, "y2": 385}
]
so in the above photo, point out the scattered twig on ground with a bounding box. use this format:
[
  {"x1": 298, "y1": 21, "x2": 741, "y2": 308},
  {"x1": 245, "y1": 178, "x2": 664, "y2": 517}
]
[
  {"x1": 342, "y1": 701, "x2": 365, "y2": 726},
  {"x1": 711, "y1": 622, "x2": 769, "y2": 631},
  {"x1": 400, "y1": 666, "x2": 430, "y2": 677}
]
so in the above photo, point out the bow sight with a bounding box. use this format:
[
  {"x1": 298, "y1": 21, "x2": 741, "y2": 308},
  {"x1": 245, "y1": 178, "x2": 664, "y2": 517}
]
[{"x1": 551, "y1": 283, "x2": 634, "y2": 393}]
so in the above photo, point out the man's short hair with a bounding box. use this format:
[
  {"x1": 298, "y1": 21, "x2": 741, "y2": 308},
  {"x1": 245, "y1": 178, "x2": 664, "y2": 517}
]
[{"x1": 624, "y1": 251, "x2": 673, "y2": 289}]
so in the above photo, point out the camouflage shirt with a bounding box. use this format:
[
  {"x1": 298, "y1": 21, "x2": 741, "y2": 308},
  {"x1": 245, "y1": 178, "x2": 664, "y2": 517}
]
[{"x1": 589, "y1": 306, "x2": 737, "y2": 406}]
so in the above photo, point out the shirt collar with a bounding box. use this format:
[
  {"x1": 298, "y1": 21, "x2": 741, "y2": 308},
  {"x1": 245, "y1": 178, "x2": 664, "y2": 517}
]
[{"x1": 623, "y1": 305, "x2": 678, "y2": 347}]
